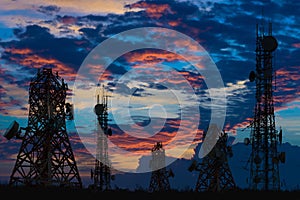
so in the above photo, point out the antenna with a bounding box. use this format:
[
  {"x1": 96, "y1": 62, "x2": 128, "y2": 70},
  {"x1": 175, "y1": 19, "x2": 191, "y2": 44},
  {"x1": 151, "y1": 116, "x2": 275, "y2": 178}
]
[
  {"x1": 3, "y1": 121, "x2": 19, "y2": 140},
  {"x1": 260, "y1": 6, "x2": 265, "y2": 35}
]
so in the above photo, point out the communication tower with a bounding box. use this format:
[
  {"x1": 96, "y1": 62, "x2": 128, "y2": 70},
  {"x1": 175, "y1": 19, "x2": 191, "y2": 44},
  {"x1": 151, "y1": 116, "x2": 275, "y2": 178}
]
[
  {"x1": 149, "y1": 142, "x2": 174, "y2": 192},
  {"x1": 90, "y1": 84, "x2": 113, "y2": 191},
  {"x1": 4, "y1": 67, "x2": 82, "y2": 188},
  {"x1": 188, "y1": 124, "x2": 236, "y2": 192},
  {"x1": 245, "y1": 22, "x2": 285, "y2": 191}
]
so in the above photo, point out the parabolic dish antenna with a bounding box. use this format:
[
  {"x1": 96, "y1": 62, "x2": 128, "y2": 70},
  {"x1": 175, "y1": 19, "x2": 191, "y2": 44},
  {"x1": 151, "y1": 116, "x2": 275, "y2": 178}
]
[
  {"x1": 262, "y1": 36, "x2": 278, "y2": 52},
  {"x1": 249, "y1": 71, "x2": 256, "y2": 82},
  {"x1": 3, "y1": 120, "x2": 19, "y2": 140},
  {"x1": 94, "y1": 103, "x2": 105, "y2": 115}
]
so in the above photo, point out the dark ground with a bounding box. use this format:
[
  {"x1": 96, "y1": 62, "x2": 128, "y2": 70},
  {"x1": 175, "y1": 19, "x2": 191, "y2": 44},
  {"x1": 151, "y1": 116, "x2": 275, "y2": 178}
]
[{"x1": 1, "y1": 185, "x2": 300, "y2": 199}]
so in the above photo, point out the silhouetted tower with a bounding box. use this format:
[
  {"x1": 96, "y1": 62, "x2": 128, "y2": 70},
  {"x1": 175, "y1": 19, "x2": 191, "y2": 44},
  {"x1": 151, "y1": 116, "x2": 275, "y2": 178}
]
[
  {"x1": 149, "y1": 142, "x2": 174, "y2": 192},
  {"x1": 246, "y1": 22, "x2": 285, "y2": 191},
  {"x1": 188, "y1": 124, "x2": 236, "y2": 192},
  {"x1": 90, "y1": 84, "x2": 113, "y2": 191},
  {"x1": 5, "y1": 67, "x2": 82, "y2": 188}
]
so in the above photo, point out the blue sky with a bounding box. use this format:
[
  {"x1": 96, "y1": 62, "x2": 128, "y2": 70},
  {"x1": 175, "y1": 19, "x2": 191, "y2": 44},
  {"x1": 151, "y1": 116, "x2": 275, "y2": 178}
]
[{"x1": 0, "y1": 0, "x2": 299, "y2": 182}]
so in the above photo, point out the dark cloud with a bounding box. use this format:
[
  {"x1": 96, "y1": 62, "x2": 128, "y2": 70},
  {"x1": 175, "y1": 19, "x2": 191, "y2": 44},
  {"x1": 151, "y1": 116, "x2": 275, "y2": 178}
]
[
  {"x1": 148, "y1": 83, "x2": 168, "y2": 90},
  {"x1": 1, "y1": 25, "x2": 90, "y2": 73},
  {"x1": 107, "y1": 63, "x2": 128, "y2": 75},
  {"x1": 37, "y1": 5, "x2": 61, "y2": 16},
  {"x1": 0, "y1": 0, "x2": 299, "y2": 137}
]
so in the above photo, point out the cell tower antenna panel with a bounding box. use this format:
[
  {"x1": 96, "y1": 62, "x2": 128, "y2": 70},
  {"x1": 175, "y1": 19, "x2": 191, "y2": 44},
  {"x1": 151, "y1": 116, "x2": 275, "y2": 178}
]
[
  {"x1": 8, "y1": 67, "x2": 82, "y2": 188},
  {"x1": 247, "y1": 22, "x2": 285, "y2": 191}
]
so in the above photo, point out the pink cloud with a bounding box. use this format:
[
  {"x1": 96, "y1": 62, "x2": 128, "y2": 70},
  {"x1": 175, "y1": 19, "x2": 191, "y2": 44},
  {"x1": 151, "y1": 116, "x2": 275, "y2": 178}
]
[
  {"x1": 292, "y1": 43, "x2": 300, "y2": 48},
  {"x1": 128, "y1": 1, "x2": 174, "y2": 19}
]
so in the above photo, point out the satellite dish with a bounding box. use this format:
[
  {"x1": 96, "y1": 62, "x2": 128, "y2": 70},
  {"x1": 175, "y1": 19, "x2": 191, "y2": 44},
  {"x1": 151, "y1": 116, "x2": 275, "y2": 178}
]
[
  {"x1": 249, "y1": 71, "x2": 256, "y2": 82},
  {"x1": 65, "y1": 103, "x2": 74, "y2": 120},
  {"x1": 94, "y1": 103, "x2": 104, "y2": 115},
  {"x1": 262, "y1": 36, "x2": 278, "y2": 52},
  {"x1": 3, "y1": 120, "x2": 19, "y2": 140}
]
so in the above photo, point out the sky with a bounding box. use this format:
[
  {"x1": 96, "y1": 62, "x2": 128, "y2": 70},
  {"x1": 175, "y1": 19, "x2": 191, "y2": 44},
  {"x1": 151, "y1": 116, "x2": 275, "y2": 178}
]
[{"x1": 0, "y1": 0, "x2": 299, "y2": 187}]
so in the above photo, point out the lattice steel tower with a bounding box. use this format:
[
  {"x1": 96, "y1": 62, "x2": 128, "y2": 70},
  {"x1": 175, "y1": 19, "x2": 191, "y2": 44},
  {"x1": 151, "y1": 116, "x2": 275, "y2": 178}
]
[
  {"x1": 6, "y1": 67, "x2": 82, "y2": 188},
  {"x1": 246, "y1": 22, "x2": 285, "y2": 191},
  {"x1": 90, "y1": 84, "x2": 113, "y2": 191},
  {"x1": 149, "y1": 142, "x2": 174, "y2": 192},
  {"x1": 188, "y1": 124, "x2": 236, "y2": 192}
]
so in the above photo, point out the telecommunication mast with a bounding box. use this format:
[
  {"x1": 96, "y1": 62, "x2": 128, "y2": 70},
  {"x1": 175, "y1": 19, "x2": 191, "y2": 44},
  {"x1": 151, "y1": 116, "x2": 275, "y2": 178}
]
[
  {"x1": 4, "y1": 67, "x2": 82, "y2": 188},
  {"x1": 245, "y1": 22, "x2": 285, "y2": 191},
  {"x1": 149, "y1": 142, "x2": 174, "y2": 192},
  {"x1": 90, "y1": 84, "x2": 113, "y2": 191},
  {"x1": 188, "y1": 124, "x2": 236, "y2": 192}
]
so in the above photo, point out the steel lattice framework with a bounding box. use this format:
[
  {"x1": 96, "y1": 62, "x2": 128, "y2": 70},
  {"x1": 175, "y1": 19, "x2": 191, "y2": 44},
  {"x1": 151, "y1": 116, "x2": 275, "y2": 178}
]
[
  {"x1": 189, "y1": 125, "x2": 236, "y2": 192},
  {"x1": 9, "y1": 67, "x2": 82, "y2": 188},
  {"x1": 248, "y1": 22, "x2": 284, "y2": 191},
  {"x1": 90, "y1": 84, "x2": 113, "y2": 191},
  {"x1": 149, "y1": 142, "x2": 173, "y2": 192}
]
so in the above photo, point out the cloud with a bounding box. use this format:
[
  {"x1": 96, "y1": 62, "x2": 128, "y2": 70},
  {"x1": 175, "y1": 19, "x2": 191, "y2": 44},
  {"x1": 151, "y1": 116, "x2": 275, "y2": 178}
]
[
  {"x1": 126, "y1": 0, "x2": 174, "y2": 18},
  {"x1": 1, "y1": 0, "x2": 300, "y2": 174},
  {"x1": 37, "y1": 5, "x2": 61, "y2": 16}
]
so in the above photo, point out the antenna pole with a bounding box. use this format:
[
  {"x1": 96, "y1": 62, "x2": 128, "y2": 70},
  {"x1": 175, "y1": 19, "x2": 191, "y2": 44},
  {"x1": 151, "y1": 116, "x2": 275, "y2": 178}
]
[{"x1": 91, "y1": 83, "x2": 113, "y2": 191}]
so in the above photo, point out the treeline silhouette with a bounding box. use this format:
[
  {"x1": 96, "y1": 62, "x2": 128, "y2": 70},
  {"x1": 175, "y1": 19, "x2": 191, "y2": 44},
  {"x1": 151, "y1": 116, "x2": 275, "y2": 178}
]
[{"x1": 1, "y1": 184, "x2": 300, "y2": 199}]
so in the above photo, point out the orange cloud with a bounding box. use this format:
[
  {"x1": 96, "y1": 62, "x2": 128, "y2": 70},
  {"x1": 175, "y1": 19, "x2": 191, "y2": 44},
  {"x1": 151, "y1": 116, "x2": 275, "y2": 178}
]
[
  {"x1": 128, "y1": 2, "x2": 173, "y2": 18},
  {"x1": 5, "y1": 48, "x2": 32, "y2": 55},
  {"x1": 276, "y1": 67, "x2": 300, "y2": 81},
  {"x1": 168, "y1": 21, "x2": 179, "y2": 27},
  {"x1": 273, "y1": 66, "x2": 300, "y2": 104},
  {"x1": 6, "y1": 48, "x2": 78, "y2": 81},
  {"x1": 102, "y1": 118, "x2": 201, "y2": 159},
  {"x1": 225, "y1": 118, "x2": 253, "y2": 135},
  {"x1": 58, "y1": 16, "x2": 77, "y2": 25},
  {"x1": 126, "y1": 50, "x2": 184, "y2": 64},
  {"x1": 124, "y1": 48, "x2": 207, "y2": 71}
]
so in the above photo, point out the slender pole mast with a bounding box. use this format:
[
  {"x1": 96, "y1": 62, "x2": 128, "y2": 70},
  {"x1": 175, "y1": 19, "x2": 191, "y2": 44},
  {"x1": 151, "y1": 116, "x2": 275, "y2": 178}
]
[{"x1": 91, "y1": 84, "x2": 113, "y2": 191}]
